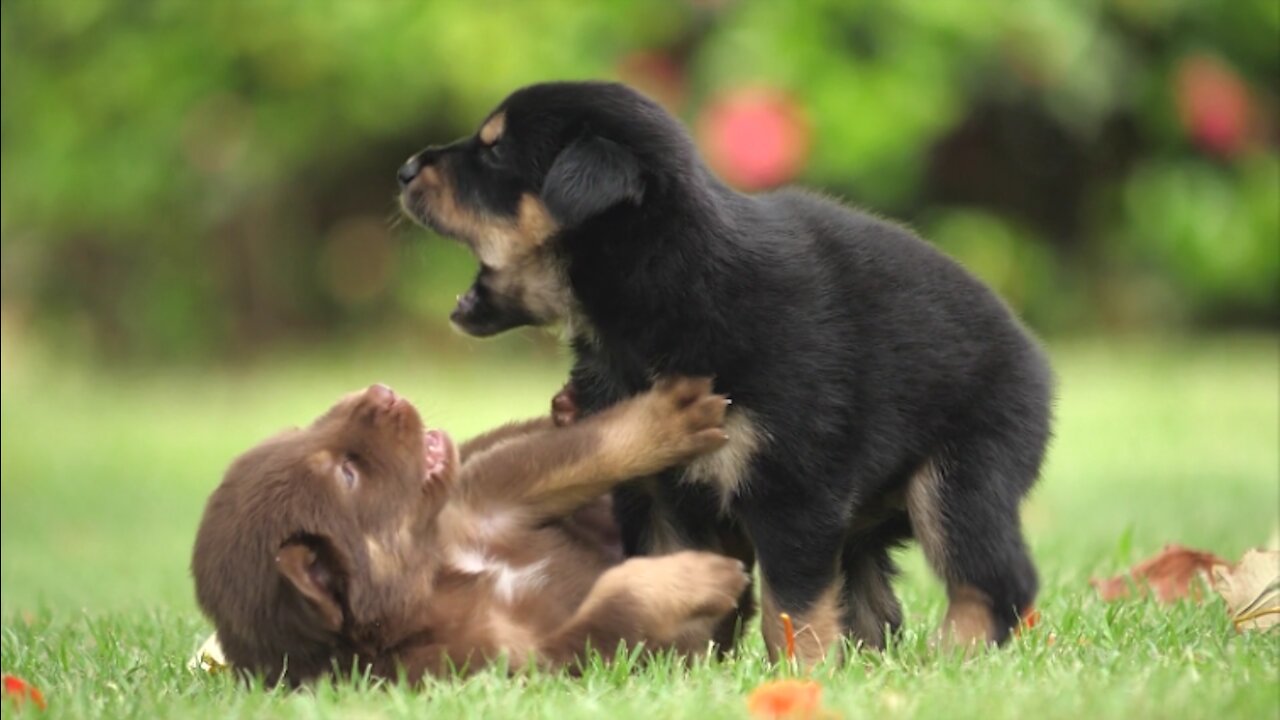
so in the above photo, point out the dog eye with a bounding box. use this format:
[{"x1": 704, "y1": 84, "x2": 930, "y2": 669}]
[{"x1": 339, "y1": 458, "x2": 359, "y2": 489}]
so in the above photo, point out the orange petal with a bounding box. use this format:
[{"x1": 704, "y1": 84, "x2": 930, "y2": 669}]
[
  {"x1": 3, "y1": 674, "x2": 47, "y2": 711},
  {"x1": 748, "y1": 679, "x2": 824, "y2": 719},
  {"x1": 780, "y1": 612, "x2": 796, "y2": 661},
  {"x1": 1017, "y1": 607, "x2": 1041, "y2": 634}
]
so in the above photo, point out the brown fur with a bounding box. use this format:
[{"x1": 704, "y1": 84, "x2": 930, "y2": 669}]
[
  {"x1": 941, "y1": 585, "x2": 998, "y2": 647},
  {"x1": 191, "y1": 377, "x2": 747, "y2": 685},
  {"x1": 904, "y1": 459, "x2": 999, "y2": 646},
  {"x1": 760, "y1": 576, "x2": 846, "y2": 667}
]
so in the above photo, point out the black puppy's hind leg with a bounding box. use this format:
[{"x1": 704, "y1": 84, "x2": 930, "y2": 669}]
[
  {"x1": 840, "y1": 527, "x2": 905, "y2": 651},
  {"x1": 906, "y1": 445, "x2": 1040, "y2": 647}
]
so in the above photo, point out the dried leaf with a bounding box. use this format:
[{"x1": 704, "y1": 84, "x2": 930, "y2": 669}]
[
  {"x1": 1211, "y1": 549, "x2": 1280, "y2": 632},
  {"x1": 1018, "y1": 607, "x2": 1041, "y2": 633},
  {"x1": 1011, "y1": 607, "x2": 1041, "y2": 641},
  {"x1": 1090, "y1": 544, "x2": 1227, "y2": 604}
]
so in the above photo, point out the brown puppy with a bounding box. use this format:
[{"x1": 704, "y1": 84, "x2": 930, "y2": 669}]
[{"x1": 191, "y1": 377, "x2": 747, "y2": 685}]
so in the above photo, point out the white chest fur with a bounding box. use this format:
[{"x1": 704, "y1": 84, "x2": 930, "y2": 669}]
[
  {"x1": 448, "y1": 546, "x2": 550, "y2": 603},
  {"x1": 681, "y1": 409, "x2": 768, "y2": 513}
]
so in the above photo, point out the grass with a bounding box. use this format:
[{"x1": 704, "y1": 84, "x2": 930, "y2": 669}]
[{"x1": 2, "y1": 332, "x2": 1278, "y2": 719}]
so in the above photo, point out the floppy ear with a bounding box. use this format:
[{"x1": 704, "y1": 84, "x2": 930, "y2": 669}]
[
  {"x1": 541, "y1": 133, "x2": 644, "y2": 228},
  {"x1": 276, "y1": 537, "x2": 347, "y2": 633}
]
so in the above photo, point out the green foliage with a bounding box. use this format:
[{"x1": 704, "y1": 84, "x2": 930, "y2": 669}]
[
  {"x1": 1, "y1": 1, "x2": 1277, "y2": 359},
  {"x1": 1121, "y1": 156, "x2": 1279, "y2": 313}
]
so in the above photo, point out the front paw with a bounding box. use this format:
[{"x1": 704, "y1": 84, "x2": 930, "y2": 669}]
[{"x1": 646, "y1": 376, "x2": 731, "y2": 460}]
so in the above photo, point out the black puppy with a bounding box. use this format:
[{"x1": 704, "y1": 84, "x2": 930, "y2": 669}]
[{"x1": 397, "y1": 81, "x2": 1054, "y2": 664}]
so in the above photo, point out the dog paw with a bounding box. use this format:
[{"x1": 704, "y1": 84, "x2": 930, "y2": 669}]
[
  {"x1": 551, "y1": 381, "x2": 579, "y2": 427},
  {"x1": 671, "y1": 552, "x2": 751, "y2": 621},
  {"x1": 647, "y1": 376, "x2": 730, "y2": 459},
  {"x1": 595, "y1": 551, "x2": 747, "y2": 646}
]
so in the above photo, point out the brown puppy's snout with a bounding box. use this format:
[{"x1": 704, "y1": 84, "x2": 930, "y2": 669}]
[
  {"x1": 359, "y1": 384, "x2": 424, "y2": 438},
  {"x1": 364, "y1": 383, "x2": 398, "y2": 409}
]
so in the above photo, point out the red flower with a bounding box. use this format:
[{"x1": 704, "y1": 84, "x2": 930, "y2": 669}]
[
  {"x1": 697, "y1": 86, "x2": 810, "y2": 190},
  {"x1": 1174, "y1": 54, "x2": 1254, "y2": 158},
  {"x1": 2, "y1": 674, "x2": 47, "y2": 712}
]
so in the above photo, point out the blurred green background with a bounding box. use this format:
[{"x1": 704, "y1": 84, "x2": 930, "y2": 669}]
[
  {"x1": 1, "y1": 0, "x2": 1278, "y2": 617},
  {"x1": 1, "y1": 0, "x2": 1276, "y2": 361}
]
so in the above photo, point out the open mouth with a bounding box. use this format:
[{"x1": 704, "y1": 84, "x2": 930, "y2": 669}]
[{"x1": 423, "y1": 429, "x2": 454, "y2": 482}]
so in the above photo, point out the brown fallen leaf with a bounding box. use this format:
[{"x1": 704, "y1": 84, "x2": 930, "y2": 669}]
[
  {"x1": 1211, "y1": 549, "x2": 1280, "y2": 632},
  {"x1": 1090, "y1": 544, "x2": 1227, "y2": 604}
]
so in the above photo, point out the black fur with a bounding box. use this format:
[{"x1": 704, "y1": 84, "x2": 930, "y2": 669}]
[
  {"x1": 399, "y1": 81, "x2": 1054, "y2": 647},
  {"x1": 543, "y1": 133, "x2": 645, "y2": 227}
]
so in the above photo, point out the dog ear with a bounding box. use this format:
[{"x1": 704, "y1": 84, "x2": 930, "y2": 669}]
[
  {"x1": 541, "y1": 132, "x2": 644, "y2": 228},
  {"x1": 276, "y1": 537, "x2": 348, "y2": 633}
]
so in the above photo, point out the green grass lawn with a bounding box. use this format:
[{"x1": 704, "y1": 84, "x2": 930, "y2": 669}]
[{"x1": 2, "y1": 333, "x2": 1277, "y2": 719}]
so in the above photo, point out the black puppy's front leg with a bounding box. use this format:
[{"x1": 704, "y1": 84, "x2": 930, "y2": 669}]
[{"x1": 741, "y1": 472, "x2": 850, "y2": 667}]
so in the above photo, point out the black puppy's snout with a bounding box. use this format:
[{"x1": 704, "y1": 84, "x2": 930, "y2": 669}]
[
  {"x1": 397, "y1": 156, "x2": 421, "y2": 187},
  {"x1": 451, "y1": 286, "x2": 480, "y2": 325},
  {"x1": 398, "y1": 148, "x2": 447, "y2": 187}
]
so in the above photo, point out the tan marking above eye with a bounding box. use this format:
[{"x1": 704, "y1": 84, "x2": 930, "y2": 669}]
[
  {"x1": 479, "y1": 111, "x2": 506, "y2": 146},
  {"x1": 307, "y1": 450, "x2": 335, "y2": 476}
]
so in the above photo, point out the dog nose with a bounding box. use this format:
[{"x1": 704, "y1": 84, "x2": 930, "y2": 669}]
[
  {"x1": 397, "y1": 156, "x2": 421, "y2": 187},
  {"x1": 366, "y1": 383, "x2": 396, "y2": 405}
]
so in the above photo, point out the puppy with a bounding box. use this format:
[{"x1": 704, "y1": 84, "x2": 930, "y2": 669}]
[
  {"x1": 191, "y1": 377, "x2": 748, "y2": 685},
  {"x1": 397, "y1": 81, "x2": 1055, "y2": 664}
]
